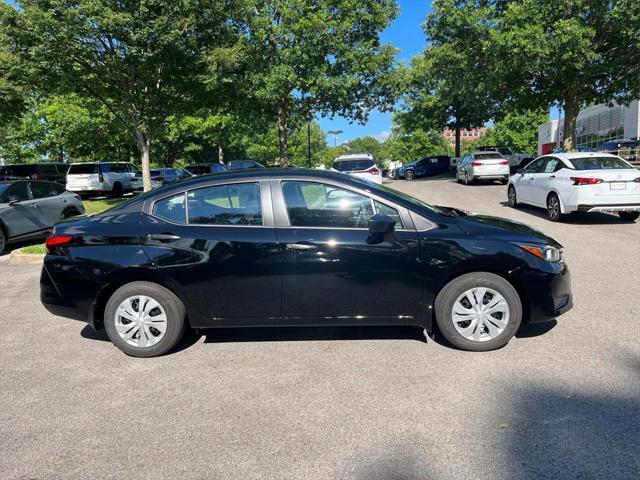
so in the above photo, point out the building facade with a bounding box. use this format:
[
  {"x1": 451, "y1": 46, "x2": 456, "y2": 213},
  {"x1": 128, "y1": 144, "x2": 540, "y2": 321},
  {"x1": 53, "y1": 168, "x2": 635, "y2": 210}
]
[
  {"x1": 538, "y1": 100, "x2": 640, "y2": 155},
  {"x1": 442, "y1": 127, "x2": 487, "y2": 149}
]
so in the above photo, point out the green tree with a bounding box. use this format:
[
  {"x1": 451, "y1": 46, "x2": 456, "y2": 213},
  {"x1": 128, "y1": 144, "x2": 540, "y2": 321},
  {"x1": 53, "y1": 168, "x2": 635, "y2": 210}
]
[
  {"x1": 7, "y1": 0, "x2": 242, "y2": 190},
  {"x1": 346, "y1": 136, "x2": 383, "y2": 159},
  {"x1": 379, "y1": 126, "x2": 452, "y2": 163},
  {"x1": 478, "y1": 110, "x2": 548, "y2": 154},
  {"x1": 491, "y1": 0, "x2": 640, "y2": 151},
  {"x1": 243, "y1": 0, "x2": 399, "y2": 165},
  {"x1": 401, "y1": 0, "x2": 498, "y2": 157}
]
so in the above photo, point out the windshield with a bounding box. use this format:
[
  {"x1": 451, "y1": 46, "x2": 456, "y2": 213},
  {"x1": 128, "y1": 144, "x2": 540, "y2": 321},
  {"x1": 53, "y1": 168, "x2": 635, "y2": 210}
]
[
  {"x1": 68, "y1": 163, "x2": 99, "y2": 174},
  {"x1": 570, "y1": 156, "x2": 632, "y2": 170},
  {"x1": 333, "y1": 159, "x2": 375, "y2": 172}
]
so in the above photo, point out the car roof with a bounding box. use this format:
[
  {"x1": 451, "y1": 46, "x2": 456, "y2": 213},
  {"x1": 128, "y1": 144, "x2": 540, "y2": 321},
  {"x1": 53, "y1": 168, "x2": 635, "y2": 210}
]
[
  {"x1": 545, "y1": 151, "x2": 620, "y2": 161},
  {"x1": 334, "y1": 154, "x2": 374, "y2": 161}
]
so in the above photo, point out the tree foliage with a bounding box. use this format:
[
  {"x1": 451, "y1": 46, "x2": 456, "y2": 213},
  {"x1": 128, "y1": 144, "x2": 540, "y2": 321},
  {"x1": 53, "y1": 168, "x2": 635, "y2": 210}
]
[{"x1": 478, "y1": 110, "x2": 548, "y2": 154}]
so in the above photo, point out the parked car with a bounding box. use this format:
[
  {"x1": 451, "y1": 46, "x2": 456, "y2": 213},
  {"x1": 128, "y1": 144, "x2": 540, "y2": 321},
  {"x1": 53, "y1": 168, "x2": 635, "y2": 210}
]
[
  {"x1": 332, "y1": 154, "x2": 382, "y2": 184},
  {"x1": 598, "y1": 139, "x2": 639, "y2": 162},
  {"x1": 41, "y1": 169, "x2": 572, "y2": 357},
  {"x1": 228, "y1": 160, "x2": 265, "y2": 170},
  {"x1": 66, "y1": 162, "x2": 135, "y2": 198},
  {"x1": 391, "y1": 156, "x2": 451, "y2": 180},
  {"x1": 0, "y1": 180, "x2": 84, "y2": 253},
  {"x1": 508, "y1": 152, "x2": 640, "y2": 222},
  {"x1": 185, "y1": 163, "x2": 229, "y2": 176},
  {"x1": 476, "y1": 146, "x2": 535, "y2": 169},
  {"x1": 456, "y1": 151, "x2": 510, "y2": 185},
  {"x1": 131, "y1": 168, "x2": 192, "y2": 191},
  {"x1": 0, "y1": 162, "x2": 68, "y2": 184}
]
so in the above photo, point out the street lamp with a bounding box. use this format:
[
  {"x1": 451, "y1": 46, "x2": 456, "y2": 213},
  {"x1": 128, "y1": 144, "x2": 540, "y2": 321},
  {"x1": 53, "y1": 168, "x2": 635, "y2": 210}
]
[{"x1": 327, "y1": 129, "x2": 344, "y2": 148}]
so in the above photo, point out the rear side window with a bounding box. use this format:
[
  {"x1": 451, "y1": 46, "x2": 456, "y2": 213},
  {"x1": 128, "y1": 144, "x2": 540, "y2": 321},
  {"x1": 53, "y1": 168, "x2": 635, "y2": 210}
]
[
  {"x1": 29, "y1": 182, "x2": 57, "y2": 199},
  {"x1": 187, "y1": 183, "x2": 262, "y2": 226},
  {"x1": 38, "y1": 164, "x2": 58, "y2": 174},
  {"x1": 68, "y1": 164, "x2": 99, "y2": 174},
  {"x1": 570, "y1": 156, "x2": 631, "y2": 170},
  {"x1": 282, "y1": 181, "x2": 373, "y2": 228},
  {"x1": 542, "y1": 158, "x2": 565, "y2": 173},
  {"x1": 333, "y1": 159, "x2": 375, "y2": 172},
  {"x1": 2, "y1": 164, "x2": 35, "y2": 177},
  {"x1": 153, "y1": 193, "x2": 186, "y2": 224},
  {"x1": 109, "y1": 163, "x2": 128, "y2": 173}
]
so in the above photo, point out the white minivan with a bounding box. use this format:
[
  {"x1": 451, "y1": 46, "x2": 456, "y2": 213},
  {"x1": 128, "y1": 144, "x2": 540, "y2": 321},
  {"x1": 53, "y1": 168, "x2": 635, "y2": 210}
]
[
  {"x1": 331, "y1": 154, "x2": 383, "y2": 184},
  {"x1": 66, "y1": 162, "x2": 135, "y2": 198}
]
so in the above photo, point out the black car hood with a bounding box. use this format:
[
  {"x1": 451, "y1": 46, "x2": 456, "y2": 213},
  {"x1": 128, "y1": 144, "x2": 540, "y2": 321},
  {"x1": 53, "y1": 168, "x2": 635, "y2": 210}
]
[{"x1": 441, "y1": 207, "x2": 561, "y2": 247}]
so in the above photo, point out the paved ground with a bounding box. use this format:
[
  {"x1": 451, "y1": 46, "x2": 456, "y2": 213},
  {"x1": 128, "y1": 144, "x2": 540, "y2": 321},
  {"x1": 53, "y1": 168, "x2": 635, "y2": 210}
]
[{"x1": 1, "y1": 176, "x2": 639, "y2": 479}]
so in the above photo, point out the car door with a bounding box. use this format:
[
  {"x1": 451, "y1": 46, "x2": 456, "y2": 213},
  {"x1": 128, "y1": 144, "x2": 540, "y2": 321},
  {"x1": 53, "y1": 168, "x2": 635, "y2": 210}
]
[
  {"x1": 517, "y1": 158, "x2": 545, "y2": 203},
  {"x1": 0, "y1": 182, "x2": 42, "y2": 237},
  {"x1": 273, "y1": 179, "x2": 421, "y2": 321},
  {"x1": 29, "y1": 181, "x2": 68, "y2": 228},
  {"x1": 142, "y1": 179, "x2": 282, "y2": 324},
  {"x1": 530, "y1": 157, "x2": 566, "y2": 206}
]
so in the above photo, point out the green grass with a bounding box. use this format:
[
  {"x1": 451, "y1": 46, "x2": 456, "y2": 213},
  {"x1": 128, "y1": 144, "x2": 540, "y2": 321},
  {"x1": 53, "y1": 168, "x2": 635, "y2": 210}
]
[{"x1": 18, "y1": 197, "x2": 128, "y2": 254}]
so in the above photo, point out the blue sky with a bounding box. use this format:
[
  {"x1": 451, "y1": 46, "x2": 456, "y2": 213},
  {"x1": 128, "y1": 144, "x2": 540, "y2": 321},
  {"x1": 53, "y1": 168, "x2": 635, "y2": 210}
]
[{"x1": 318, "y1": 1, "x2": 433, "y2": 143}]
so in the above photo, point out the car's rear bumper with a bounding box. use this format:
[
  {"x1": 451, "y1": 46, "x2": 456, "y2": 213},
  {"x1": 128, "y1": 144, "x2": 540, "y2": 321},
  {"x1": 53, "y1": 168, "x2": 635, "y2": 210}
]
[{"x1": 577, "y1": 203, "x2": 640, "y2": 213}]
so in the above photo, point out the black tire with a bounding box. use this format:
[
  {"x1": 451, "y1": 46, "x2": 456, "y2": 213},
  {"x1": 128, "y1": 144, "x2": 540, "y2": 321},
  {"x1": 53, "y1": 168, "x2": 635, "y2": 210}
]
[
  {"x1": 508, "y1": 185, "x2": 518, "y2": 208},
  {"x1": 500, "y1": 177, "x2": 509, "y2": 185},
  {"x1": 104, "y1": 281, "x2": 186, "y2": 357},
  {"x1": 618, "y1": 211, "x2": 639, "y2": 222},
  {"x1": 455, "y1": 170, "x2": 461, "y2": 183},
  {"x1": 62, "y1": 208, "x2": 80, "y2": 219},
  {"x1": 434, "y1": 272, "x2": 522, "y2": 352},
  {"x1": 546, "y1": 193, "x2": 564, "y2": 222},
  {"x1": 0, "y1": 226, "x2": 6, "y2": 254},
  {"x1": 109, "y1": 182, "x2": 123, "y2": 198},
  {"x1": 404, "y1": 170, "x2": 415, "y2": 180}
]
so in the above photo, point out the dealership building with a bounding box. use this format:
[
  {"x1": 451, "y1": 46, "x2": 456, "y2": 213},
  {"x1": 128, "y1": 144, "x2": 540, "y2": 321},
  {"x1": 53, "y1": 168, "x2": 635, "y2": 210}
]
[{"x1": 537, "y1": 99, "x2": 640, "y2": 155}]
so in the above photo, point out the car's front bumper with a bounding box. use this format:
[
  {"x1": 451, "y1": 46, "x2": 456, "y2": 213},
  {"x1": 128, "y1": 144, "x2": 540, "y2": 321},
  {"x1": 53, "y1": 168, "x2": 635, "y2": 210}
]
[{"x1": 512, "y1": 264, "x2": 573, "y2": 323}]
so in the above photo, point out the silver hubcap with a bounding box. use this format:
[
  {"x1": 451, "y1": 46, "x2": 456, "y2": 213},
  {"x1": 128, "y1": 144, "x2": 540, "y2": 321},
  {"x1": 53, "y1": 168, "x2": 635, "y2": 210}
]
[
  {"x1": 548, "y1": 197, "x2": 559, "y2": 218},
  {"x1": 452, "y1": 288, "x2": 510, "y2": 342},
  {"x1": 114, "y1": 295, "x2": 168, "y2": 348},
  {"x1": 508, "y1": 188, "x2": 516, "y2": 205}
]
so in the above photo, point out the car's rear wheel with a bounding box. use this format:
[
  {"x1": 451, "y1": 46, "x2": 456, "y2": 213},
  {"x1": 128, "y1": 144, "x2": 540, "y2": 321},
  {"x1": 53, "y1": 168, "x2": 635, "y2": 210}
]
[
  {"x1": 434, "y1": 272, "x2": 522, "y2": 352},
  {"x1": 464, "y1": 173, "x2": 471, "y2": 185},
  {"x1": 104, "y1": 281, "x2": 186, "y2": 357},
  {"x1": 618, "y1": 211, "x2": 639, "y2": 222},
  {"x1": 109, "y1": 182, "x2": 123, "y2": 198},
  {"x1": 62, "y1": 208, "x2": 80, "y2": 219},
  {"x1": 546, "y1": 193, "x2": 564, "y2": 222},
  {"x1": 0, "y1": 227, "x2": 6, "y2": 254},
  {"x1": 508, "y1": 185, "x2": 518, "y2": 208},
  {"x1": 404, "y1": 170, "x2": 415, "y2": 180}
]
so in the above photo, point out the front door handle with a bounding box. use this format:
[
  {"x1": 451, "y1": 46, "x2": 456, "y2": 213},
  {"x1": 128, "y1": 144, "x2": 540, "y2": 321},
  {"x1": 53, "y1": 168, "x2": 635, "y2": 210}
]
[
  {"x1": 147, "y1": 233, "x2": 181, "y2": 242},
  {"x1": 286, "y1": 242, "x2": 318, "y2": 251},
  {"x1": 31, "y1": 203, "x2": 38, "y2": 208},
  {"x1": 549, "y1": 175, "x2": 556, "y2": 179}
]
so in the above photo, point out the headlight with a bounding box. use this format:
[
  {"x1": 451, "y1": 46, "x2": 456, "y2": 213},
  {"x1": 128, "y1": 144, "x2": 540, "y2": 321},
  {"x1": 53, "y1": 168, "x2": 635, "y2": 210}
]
[{"x1": 517, "y1": 244, "x2": 563, "y2": 263}]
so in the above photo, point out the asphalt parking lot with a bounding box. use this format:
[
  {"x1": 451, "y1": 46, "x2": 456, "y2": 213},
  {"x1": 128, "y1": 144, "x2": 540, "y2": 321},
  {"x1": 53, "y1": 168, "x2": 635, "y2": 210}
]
[{"x1": 1, "y1": 176, "x2": 639, "y2": 480}]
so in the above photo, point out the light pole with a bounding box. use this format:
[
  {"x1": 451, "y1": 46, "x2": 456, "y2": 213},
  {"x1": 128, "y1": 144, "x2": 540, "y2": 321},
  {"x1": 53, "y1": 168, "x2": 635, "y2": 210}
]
[{"x1": 327, "y1": 129, "x2": 344, "y2": 148}]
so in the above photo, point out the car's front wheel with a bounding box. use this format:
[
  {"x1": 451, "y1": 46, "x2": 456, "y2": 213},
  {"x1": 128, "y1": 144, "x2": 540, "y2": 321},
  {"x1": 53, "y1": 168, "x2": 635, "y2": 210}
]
[
  {"x1": 508, "y1": 185, "x2": 518, "y2": 208},
  {"x1": 104, "y1": 281, "x2": 186, "y2": 357},
  {"x1": 434, "y1": 272, "x2": 522, "y2": 351},
  {"x1": 618, "y1": 211, "x2": 639, "y2": 222},
  {"x1": 0, "y1": 226, "x2": 6, "y2": 254},
  {"x1": 404, "y1": 170, "x2": 415, "y2": 180}
]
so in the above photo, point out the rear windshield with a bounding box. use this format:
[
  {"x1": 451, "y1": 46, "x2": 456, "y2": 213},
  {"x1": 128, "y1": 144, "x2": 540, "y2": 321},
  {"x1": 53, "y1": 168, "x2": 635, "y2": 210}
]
[
  {"x1": 68, "y1": 163, "x2": 99, "y2": 174},
  {"x1": 0, "y1": 164, "x2": 36, "y2": 176},
  {"x1": 333, "y1": 159, "x2": 375, "y2": 172},
  {"x1": 570, "y1": 157, "x2": 631, "y2": 170},
  {"x1": 474, "y1": 152, "x2": 504, "y2": 160},
  {"x1": 185, "y1": 166, "x2": 210, "y2": 175}
]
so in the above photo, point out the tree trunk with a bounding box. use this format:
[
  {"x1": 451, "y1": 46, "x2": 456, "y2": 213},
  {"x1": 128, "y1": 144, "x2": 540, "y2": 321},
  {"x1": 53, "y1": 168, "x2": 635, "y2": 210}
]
[
  {"x1": 277, "y1": 100, "x2": 289, "y2": 167},
  {"x1": 562, "y1": 96, "x2": 580, "y2": 152},
  {"x1": 134, "y1": 126, "x2": 152, "y2": 192},
  {"x1": 454, "y1": 121, "x2": 461, "y2": 158},
  {"x1": 218, "y1": 142, "x2": 224, "y2": 164}
]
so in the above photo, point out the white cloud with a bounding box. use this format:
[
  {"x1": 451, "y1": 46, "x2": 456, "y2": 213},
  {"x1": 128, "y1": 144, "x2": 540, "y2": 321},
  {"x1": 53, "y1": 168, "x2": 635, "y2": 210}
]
[{"x1": 373, "y1": 130, "x2": 391, "y2": 143}]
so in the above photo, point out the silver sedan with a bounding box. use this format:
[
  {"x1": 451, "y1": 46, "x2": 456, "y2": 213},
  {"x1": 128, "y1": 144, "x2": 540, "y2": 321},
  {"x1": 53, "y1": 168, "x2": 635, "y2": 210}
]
[{"x1": 0, "y1": 180, "x2": 85, "y2": 253}]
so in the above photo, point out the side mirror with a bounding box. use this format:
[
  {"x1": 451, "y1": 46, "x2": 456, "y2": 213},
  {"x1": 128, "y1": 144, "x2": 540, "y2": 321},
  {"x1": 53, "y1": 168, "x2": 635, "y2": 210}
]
[
  {"x1": 368, "y1": 214, "x2": 396, "y2": 244},
  {"x1": 516, "y1": 169, "x2": 524, "y2": 175}
]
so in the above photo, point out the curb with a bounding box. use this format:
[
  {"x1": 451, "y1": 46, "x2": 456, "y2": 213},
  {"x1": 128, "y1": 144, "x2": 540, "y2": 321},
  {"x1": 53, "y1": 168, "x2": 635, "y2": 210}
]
[{"x1": 8, "y1": 251, "x2": 45, "y2": 266}]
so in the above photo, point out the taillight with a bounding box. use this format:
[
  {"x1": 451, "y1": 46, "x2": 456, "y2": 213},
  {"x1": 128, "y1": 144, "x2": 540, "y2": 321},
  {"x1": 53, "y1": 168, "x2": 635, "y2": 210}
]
[
  {"x1": 499, "y1": 161, "x2": 509, "y2": 165},
  {"x1": 45, "y1": 235, "x2": 74, "y2": 254},
  {"x1": 367, "y1": 167, "x2": 380, "y2": 175},
  {"x1": 471, "y1": 162, "x2": 483, "y2": 166},
  {"x1": 570, "y1": 177, "x2": 603, "y2": 186}
]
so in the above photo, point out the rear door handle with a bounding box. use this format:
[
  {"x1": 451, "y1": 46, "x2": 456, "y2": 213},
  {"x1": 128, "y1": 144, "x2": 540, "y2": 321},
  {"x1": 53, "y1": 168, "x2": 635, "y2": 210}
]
[
  {"x1": 286, "y1": 242, "x2": 318, "y2": 251},
  {"x1": 147, "y1": 233, "x2": 181, "y2": 242},
  {"x1": 31, "y1": 203, "x2": 38, "y2": 208}
]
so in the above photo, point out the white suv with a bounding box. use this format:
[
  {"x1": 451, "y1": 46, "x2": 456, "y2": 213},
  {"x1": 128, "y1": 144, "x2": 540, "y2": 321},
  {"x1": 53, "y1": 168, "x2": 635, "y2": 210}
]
[
  {"x1": 331, "y1": 154, "x2": 382, "y2": 184},
  {"x1": 66, "y1": 162, "x2": 135, "y2": 198}
]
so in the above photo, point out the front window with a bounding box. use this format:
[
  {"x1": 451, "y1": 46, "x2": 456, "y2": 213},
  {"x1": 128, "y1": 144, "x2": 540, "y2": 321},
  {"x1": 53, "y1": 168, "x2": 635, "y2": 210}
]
[
  {"x1": 282, "y1": 181, "x2": 374, "y2": 228},
  {"x1": 187, "y1": 182, "x2": 262, "y2": 226},
  {"x1": 3, "y1": 182, "x2": 30, "y2": 202},
  {"x1": 569, "y1": 156, "x2": 632, "y2": 170},
  {"x1": 524, "y1": 158, "x2": 544, "y2": 173}
]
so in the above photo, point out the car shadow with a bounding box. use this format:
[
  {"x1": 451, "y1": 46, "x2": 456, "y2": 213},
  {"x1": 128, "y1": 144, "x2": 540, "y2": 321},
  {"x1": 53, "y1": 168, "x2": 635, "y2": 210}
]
[
  {"x1": 497, "y1": 201, "x2": 634, "y2": 225},
  {"x1": 202, "y1": 325, "x2": 426, "y2": 344}
]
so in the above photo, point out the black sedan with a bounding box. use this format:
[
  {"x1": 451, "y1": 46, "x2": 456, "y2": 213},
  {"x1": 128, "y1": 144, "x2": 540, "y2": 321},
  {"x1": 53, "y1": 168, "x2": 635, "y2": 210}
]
[{"x1": 40, "y1": 170, "x2": 572, "y2": 357}]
